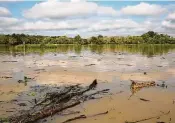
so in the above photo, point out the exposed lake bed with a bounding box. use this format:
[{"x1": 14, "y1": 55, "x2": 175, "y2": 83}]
[{"x1": 0, "y1": 44, "x2": 175, "y2": 123}]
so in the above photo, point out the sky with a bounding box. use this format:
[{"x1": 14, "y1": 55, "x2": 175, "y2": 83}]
[{"x1": 0, "y1": 0, "x2": 175, "y2": 37}]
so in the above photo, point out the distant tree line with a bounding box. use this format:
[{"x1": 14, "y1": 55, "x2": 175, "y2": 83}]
[{"x1": 0, "y1": 31, "x2": 175, "y2": 45}]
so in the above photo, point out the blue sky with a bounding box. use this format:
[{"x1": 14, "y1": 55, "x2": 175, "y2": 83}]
[{"x1": 0, "y1": 0, "x2": 175, "y2": 37}]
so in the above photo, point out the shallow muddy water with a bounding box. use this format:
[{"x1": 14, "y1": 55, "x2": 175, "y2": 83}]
[{"x1": 0, "y1": 44, "x2": 175, "y2": 123}]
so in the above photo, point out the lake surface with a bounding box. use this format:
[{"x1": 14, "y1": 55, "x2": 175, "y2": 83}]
[{"x1": 0, "y1": 44, "x2": 175, "y2": 123}]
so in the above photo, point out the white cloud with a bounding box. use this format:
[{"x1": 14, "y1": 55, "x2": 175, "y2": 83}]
[
  {"x1": 23, "y1": 1, "x2": 118, "y2": 19},
  {"x1": 121, "y1": 2, "x2": 167, "y2": 16},
  {"x1": 167, "y1": 11, "x2": 175, "y2": 20},
  {"x1": 6, "y1": 18, "x2": 95, "y2": 31},
  {"x1": 9, "y1": 20, "x2": 80, "y2": 31},
  {"x1": 162, "y1": 11, "x2": 175, "y2": 30},
  {"x1": 0, "y1": 17, "x2": 19, "y2": 27},
  {"x1": 1, "y1": 18, "x2": 140, "y2": 32},
  {"x1": 0, "y1": 16, "x2": 171, "y2": 37},
  {"x1": 162, "y1": 20, "x2": 175, "y2": 30},
  {"x1": 87, "y1": 19, "x2": 140, "y2": 32},
  {"x1": 0, "y1": 7, "x2": 11, "y2": 16},
  {"x1": 1, "y1": 17, "x2": 163, "y2": 37}
]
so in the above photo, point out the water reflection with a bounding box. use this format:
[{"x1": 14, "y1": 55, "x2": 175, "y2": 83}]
[{"x1": 0, "y1": 44, "x2": 175, "y2": 57}]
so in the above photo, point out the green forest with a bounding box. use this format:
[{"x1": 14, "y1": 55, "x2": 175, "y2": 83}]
[{"x1": 0, "y1": 31, "x2": 175, "y2": 45}]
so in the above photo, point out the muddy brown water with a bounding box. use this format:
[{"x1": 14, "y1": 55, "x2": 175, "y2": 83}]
[{"x1": 0, "y1": 44, "x2": 175, "y2": 123}]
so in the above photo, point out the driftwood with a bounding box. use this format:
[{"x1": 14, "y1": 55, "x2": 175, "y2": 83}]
[
  {"x1": 89, "y1": 111, "x2": 108, "y2": 117},
  {"x1": 62, "y1": 111, "x2": 108, "y2": 123},
  {"x1": 129, "y1": 80, "x2": 156, "y2": 100},
  {"x1": 130, "y1": 80, "x2": 156, "y2": 89},
  {"x1": 139, "y1": 98, "x2": 150, "y2": 102},
  {"x1": 9, "y1": 79, "x2": 109, "y2": 123},
  {"x1": 0, "y1": 76, "x2": 12, "y2": 79},
  {"x1": 34, "y1": 69, "x2": 45, "y2": 71},
  {"x1": 157, "y1": 81, "x2": 168, "y2": 88},
  {"x1": 62, "y1": 115, "x2": 87, "y2": 123},
  {"x1": 119, "y1": 64, "x2": 133, "y2": 66},
  {"x1": 125, "y1": 111, "x2": 170, "y2": 123},
  {"x1": 85, "y1": 64, "x2": 96, "y2": 66},
  {"x1": 2, "y1": 61, "x2": 17, "y2": 63}
]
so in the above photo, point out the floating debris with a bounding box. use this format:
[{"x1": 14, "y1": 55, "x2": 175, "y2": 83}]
[
  {"x1": 129, "y1": 80, "x2": 156, "y2": 99},
  {"x1": 157, "y1": 65, "x2": 163, "y2": 67},
  {"x1": 34, "y1": 69, "x2": 45, "y2": 71},
  {"x1": 119, "y1": 64, "x2": 133, "y2": 66},
  {"x1": 0, "y1": 76, "x2": 12, "y2": 79},
  {"x1": 130, "y1": 80, "x2": 156, "y2": 89},
  {"x1": 85, "y1": 64, "x2": 96, "y2": 66},
  {"x1": 18, "y1": 103, "x2": 27, "y2": 107},
  {"x1": 62, "y1": 111, "x2": 108, "y2": 123},
  {"x1": 139, "y1": 98, "x2": 150, "y2": 102},
  {"x1": 143, "y1": 72, "x2": 147, "y2": 75},
  {"x1": 157, "y1": 81, "x2": 168, "y2": 88}
]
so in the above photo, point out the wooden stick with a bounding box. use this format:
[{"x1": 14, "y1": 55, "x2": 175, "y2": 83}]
[
  {"x1": 62, "y1": 115, "x2": 86, "y2": 123},
  {"x1": 125, "y1": 111, "x2": 170, "y2": 123},
  {"x1": 62, "y1": 111, "x2": 108, "y2": 123}
]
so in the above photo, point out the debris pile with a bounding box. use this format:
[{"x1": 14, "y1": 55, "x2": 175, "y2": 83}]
[{"x1": 9, "y1": 79, "x2": 109, "y2": 123}]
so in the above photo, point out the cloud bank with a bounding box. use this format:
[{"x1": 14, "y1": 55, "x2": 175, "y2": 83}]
[
  {"x1": 121, "y1": 2, "x2": 167, "y2": 16},
  {"x1": 0, "y1": 1, "x2": 174, "y2": 37},
  {"x1": 23, "y1": 1, "x2": 118, "y2": 19}
]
